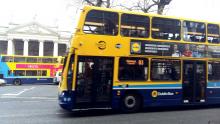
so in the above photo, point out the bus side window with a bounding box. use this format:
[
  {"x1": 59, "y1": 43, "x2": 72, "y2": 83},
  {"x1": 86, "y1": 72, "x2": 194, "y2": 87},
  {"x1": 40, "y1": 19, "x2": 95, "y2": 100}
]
[
  {"x1": 118, "y1": 57, "x2": 148, "y2": 81},
  {"x1": 152, "y1": 17, "x2": 181, "y2": 40},
  {"x1": 183, "y1": 21, "x2": 206, "y2": 42},
  {"x1": 2, "y1": 56, "x2": 13, "y2": 62},
  {"x1": 151, "y1": 59, "x2": 180, "y2": 81},
  {"x1": 208, "y1": 62, "x2": 220, "y2": 81},
  {"x1": 121, "y1": 14, "x2": 149, "y2": 38},
  {"x1": 8, "y1": 70, "x2": 13, "y2": 76},
  {"x1": 207, "y1": 24, "x2": 220, "y2": 44},
  {"x1": 42, "y1": 71, "x2": 47, "y2": 76}
]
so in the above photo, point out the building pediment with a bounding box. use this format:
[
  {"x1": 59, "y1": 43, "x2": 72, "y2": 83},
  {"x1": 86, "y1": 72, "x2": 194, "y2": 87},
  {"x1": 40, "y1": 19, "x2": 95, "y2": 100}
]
[{"x1": 7, "y1": 22, "x2": 59, "y2": 36}]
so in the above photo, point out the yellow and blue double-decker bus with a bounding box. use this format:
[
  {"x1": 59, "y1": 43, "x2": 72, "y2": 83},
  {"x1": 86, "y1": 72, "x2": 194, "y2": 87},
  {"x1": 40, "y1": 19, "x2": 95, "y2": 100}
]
[
  {"x1": 58, "y1": 6, "x2": 220, "y2": 112},
  {"x1": 0, "y1": 55, "x2": 63, "y2": 85}
]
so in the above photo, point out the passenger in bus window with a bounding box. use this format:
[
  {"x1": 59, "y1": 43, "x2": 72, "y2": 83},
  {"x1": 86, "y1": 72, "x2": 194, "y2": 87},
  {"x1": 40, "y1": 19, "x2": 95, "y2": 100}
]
[
  {"x1": 192, "y1": 45, "x2": 202, "y2": 58},
  {"x1": 172, "y1": 44, "x2": 181, "y2": 57},
  {"x1": 170, "y1": 66, "x2": 178, "y2": 80},
  {"x1": 182, "y1": 44, "x2": 192, "y2": 57},
  {"x1": 204, "y1": 45, "x2": 211, "y2": 58},
  {"x1": 104, "y1": 19, "x2": 116, "y2": 35}
]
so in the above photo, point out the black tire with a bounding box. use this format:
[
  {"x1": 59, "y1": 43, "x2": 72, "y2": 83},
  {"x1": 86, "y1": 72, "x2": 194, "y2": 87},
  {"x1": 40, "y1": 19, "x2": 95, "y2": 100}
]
[
  {"x1": 13, "y1": 79, "x2": 22, "y2": 85},
  {"x1": 121, "y1": 93, "x2": 141, "y2": 113}
]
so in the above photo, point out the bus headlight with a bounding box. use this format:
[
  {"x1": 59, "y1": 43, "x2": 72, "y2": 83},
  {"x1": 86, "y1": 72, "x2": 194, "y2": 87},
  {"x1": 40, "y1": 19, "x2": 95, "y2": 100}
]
[
  {"x1": 63, "y1": 97, "x2": 71, "y2": 102},
  {"x1": 60, "y1": 91, "x2": 72, "y2": 102}
]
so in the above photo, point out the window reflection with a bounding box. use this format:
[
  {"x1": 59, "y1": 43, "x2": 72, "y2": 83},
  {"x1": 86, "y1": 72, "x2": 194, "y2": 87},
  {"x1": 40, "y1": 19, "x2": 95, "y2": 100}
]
[
  {"x1": 208, "y1": 62, "x2": 220, "y2": 81},
  {"x1": 208, "y1": 24, "x2": 220, "y2": 44},
  {"x1": 118, "y1": 57, "x2": 148, "y2": 81},
  {"x1": 83, "y1": 10, "x2": 118, "y2": 35},
  {"x1": 151, "y1": 59, "x2": 180, "y2": 81},
  {"x1": 121, "y1": 14, "x2": 149, "y2": 38},
  {"x1": 152, "y1": 17, "x2": 181, "y2": 40},
  {"x1": 183, "y1": 21, "x2": 206, "y2": 42}
]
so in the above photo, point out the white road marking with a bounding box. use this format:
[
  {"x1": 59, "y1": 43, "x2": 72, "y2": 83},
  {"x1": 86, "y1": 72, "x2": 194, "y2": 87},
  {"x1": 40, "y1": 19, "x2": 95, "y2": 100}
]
[
  {"x1": 0, "y1": 99, "x2": 56, "y2": 104},
  {"x1": 0, "y1": 96, "x2": 56, "y2": 100},
  {"x1": 55, "y1": 112, "x2": 70, "y2": 115},
  {"x1": 0, "y1": 112, "x2": 57, "y2": 118},
  {"x1": 2, "y1": 87, "x2": 35, "y2": 96}
]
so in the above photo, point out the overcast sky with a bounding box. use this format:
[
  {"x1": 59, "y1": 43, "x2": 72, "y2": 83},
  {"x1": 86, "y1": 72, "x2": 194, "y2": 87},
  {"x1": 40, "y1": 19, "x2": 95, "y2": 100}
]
[
  {"x1": 0, "y1": 0, "x2": 76, "y2": 31},
  {"x1": 0, "y1": 0, "x2": 220, "y2": 31},
  {"x1": 168, "y1": 0, "x2": 220, "y2": 22}
]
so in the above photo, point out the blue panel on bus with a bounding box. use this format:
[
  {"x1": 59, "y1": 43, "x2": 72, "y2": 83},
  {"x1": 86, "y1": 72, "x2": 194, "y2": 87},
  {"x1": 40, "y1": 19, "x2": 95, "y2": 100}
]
[
  {"x1": 206, "y1": 82, "x2": 220, "y2": 103},
  {"x1": 4, "y1": 77, "x2": 53, "y2": 84},
  {"x1": 207, "y1": 82, "x2": 220, "y2": 88},
  {"x1": 111, "y1": 88, "x2": 183, "y2": 108},
  {"x1": 113, "y1": 84, "x2": 182, "y2": 90}
]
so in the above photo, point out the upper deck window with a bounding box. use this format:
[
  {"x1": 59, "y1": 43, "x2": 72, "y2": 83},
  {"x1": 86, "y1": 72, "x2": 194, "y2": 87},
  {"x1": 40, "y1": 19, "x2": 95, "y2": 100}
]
[
  {"x1": 1, "y1": 56, "x2": 13, "y2": 62},
  {"x1": 14, "y1": 57, "x2": 26, "y2": 62},
  {"x1": 26, "y1": 57, "x2": 38, "y2": 63},
  {"x1": 183, "y1": 21, "x2": 206, "y2": 42},
  {"x1": 42, "y1": 58, "x2": 56, "y2": 63},
  {"x1": 152, "y1": 17, "x2": 181, "y2": 40},
  {"x1": 208, "y1": 24, "x2": 220, "y2": 44},
  {"x1": 83, "y1": 10, "x2": 118, "y2": 36},
  {"x1": 121, "y1": 14, "x2": 149, "y2": 38}
]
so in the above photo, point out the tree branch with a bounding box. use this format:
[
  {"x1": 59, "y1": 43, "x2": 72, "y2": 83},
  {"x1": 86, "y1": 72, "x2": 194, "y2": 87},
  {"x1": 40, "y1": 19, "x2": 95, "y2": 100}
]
[
  {"x1": 106, "y1": 0, "x2": 111, "y2": 8},
  {"x1": 83, "y1": 0, "x2": 95, "y2": 6},
  {"x1": 96, "y1": 0, "x2": 103, "y2": 7},
  {"x1": 152, "y1": 0, "x2": 160, "y2": 4},
  {"x1": 144, "y1": 3, "x2": 157, "y2": 12},
  {"x1": 120, "y1": 4, "x2": 134, "y2": 11}
]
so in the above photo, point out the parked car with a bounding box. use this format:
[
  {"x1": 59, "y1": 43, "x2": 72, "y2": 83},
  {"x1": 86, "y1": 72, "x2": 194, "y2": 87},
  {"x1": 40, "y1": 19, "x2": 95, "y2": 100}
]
[
  {"x1": 0, "y1": 79, "x2": 6, "y2": 86},
  {"x1": 53, "y1": 71, "x2": 62, "y2": 85}
]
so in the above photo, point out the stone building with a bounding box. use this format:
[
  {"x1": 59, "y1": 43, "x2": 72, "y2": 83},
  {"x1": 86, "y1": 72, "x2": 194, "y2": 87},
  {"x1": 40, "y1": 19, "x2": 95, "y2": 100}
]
[{"x1": 0, "y1": 22, "x2": 71, "y2": 57}]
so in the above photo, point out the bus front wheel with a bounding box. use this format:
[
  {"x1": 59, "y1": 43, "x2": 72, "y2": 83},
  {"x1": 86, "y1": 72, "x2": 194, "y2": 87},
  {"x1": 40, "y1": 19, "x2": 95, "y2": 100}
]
[
  {"x1": 121, "y1": 93, "x2": 141, "y2": 113},
  {"x1": 13, "y1": 79, "x2": 22, "y2": 85}
]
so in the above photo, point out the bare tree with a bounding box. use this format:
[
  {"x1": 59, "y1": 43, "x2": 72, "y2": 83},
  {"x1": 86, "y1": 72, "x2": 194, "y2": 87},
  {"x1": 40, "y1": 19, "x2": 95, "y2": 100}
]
[
  {"x1": 83, "y1": 0, "x2": 112, "y2": 8},
  {"x1": 120, "y1": 0, "x2": 172, "y2": 14},
  {"x1": 154, "y1": 0, "x2": 172, "y2": 14}
]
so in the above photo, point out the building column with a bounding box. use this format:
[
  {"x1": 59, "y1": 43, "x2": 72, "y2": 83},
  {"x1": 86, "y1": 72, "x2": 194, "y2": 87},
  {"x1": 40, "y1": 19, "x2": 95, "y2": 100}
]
[
  {"x1": 39, "y1": 40, "x2": 44, "y2": 56},
  {"x1": 23, "y1": 39, "x2": 29, "y2": 56},
  {"x1": 7, "y1": 39, "x2": 14, "y2": 55},
  {"x1": 53, "y1": 42, "x2": 58, "y2": 57}
]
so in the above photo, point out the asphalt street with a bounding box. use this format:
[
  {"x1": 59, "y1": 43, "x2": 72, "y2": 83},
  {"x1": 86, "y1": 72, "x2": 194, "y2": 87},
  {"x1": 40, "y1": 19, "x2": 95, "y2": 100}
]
[{"x1": 1, "y1": 85, "x2": 220, "y2": 124}]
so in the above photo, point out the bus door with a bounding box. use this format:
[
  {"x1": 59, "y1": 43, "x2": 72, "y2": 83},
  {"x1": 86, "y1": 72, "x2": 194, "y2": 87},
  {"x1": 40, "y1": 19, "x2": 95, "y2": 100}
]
[
  {"x1": 183, "y1": 61, "x2": 206, "y2": 103},
  {"x1": 75, "y1": 56, "x2": 114, "y2": 108}
]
